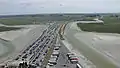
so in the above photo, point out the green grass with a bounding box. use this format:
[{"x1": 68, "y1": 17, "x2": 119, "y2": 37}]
[
  {"x1": 0, "y1": 14, "x2": 90, "y2": 25},
  {"x1": 41, "y1": 47, "x2": 54, "y2": 67},
  {"x1": 0, "y1": 26, "x2": 21, "y2": 32},
  {"x1": 0, "y1": 17, "x2": 36, "y2": 25},
  {"x1": 0, "y1": 15, "x2": 72, "y2": 25},
  {"x1": 81, "y1": 17, "x2": 96, "y2": 21},
  {"x1": 102, "y1": 17, "x2": 120, "y2": 24},
  {"x1": 77, "y1": 17, "x2": 120, "y2": 34},
  {"x1": 0, "y1": 17, "x2": 67, "y2": 25}
]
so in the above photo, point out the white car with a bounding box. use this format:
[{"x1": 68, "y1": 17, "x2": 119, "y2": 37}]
[
  {"x1": 48, "y1": 57, "x2": 57, "y2": 65},
  {"x1": 54, "y1": 47, "x2": 59, "y2": 50},
  {"x1": 51, "y1": 55, "x2": 58, "y2": 58},
  {"x1": 70, "y1": 59, "x2": 78, "y2": 64},
  {"x1": 66, "y1": 53, "x2": 74, "y2": 57},
  {"x1": 68, "y1": 54, "x2": 76, "y2": 58},
  {"x1": 69, "y1": 56, "x2": 78, "y2": 60},
  {"x1": 47, "y1": 63, "x2": 54, "y2": 66}
]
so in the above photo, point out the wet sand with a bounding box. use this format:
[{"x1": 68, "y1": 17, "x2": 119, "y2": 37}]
[{"x1": 64, "y1": 22, "x2": 119, "y2": 68}]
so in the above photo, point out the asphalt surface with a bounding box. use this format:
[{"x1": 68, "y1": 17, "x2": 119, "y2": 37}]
[
  {"x1": 64, "y1": 23, "x2": 118, "y2": 68},
  {"x1": 56, "y1": 41, "x2": 69, "y2": 68},
  {"x1": 56, "y1": 41, "x2": 77, "y2": 68}
]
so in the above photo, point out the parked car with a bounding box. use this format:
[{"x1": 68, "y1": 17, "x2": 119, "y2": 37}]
[
  {"x1": 70, "y1": 56, "x2": 78, "y2": 60},
  {"x1": 54, "y1": 44, "x2": 61, "y2": 47},
  {"x1": 70, "y1": 59, "x2": 78, "y2": 64},
  {"x1": 48, "y1": 56, "x2": 57, "y2": 65},
  {"x1": 52, "y1": 50, "x2": 60, "y2": 57},
  {"x1": 47, "y1": 63, "x2": 54, "y2": 66},
  {"x1": 54, "y1": 47, "x2": 59, "y2": 50},
  {"x1": 66, "y1": 53, "x2": 74, "y2": 57}
]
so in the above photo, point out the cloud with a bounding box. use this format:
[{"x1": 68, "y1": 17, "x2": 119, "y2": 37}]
[{"x1": 0, "y1": 0, "x2": 120, "y2": 15}]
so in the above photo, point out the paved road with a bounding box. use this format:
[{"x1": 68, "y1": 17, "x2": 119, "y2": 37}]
[
  {"x1": 55, "y1": 37, "x2": 77, "y2": 68},
  {"x1": 64, "y1": 23, "x2": 118, "y2": 68},
  {"x1": 56, "y1": 42, "x2": 69, "y2": 68}
]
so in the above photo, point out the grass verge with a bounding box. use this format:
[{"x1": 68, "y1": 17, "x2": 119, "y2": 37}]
[
  {"x1": 77, "y1": 17, "x2": 120, "y2": 34},
  {"x1": 41, "y1": 46, "x2": 54, "y2": 68},
  {"x1": 77, "y1": 23, "x2": 120, "y2": 34}
]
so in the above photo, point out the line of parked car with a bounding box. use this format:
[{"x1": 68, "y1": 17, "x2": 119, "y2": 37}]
[{"x1": 47, "y1": 44, "x2": 61, "y2": 67}]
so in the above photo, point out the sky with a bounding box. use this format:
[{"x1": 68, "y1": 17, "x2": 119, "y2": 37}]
[{"x1": 0, "y1": 0, "x2": 120, "y2": 15}]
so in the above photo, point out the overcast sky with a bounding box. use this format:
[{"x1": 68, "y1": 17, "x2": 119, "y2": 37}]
[{"x1": 0, "y1": 0, "x2": 120, "y2": 15}]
